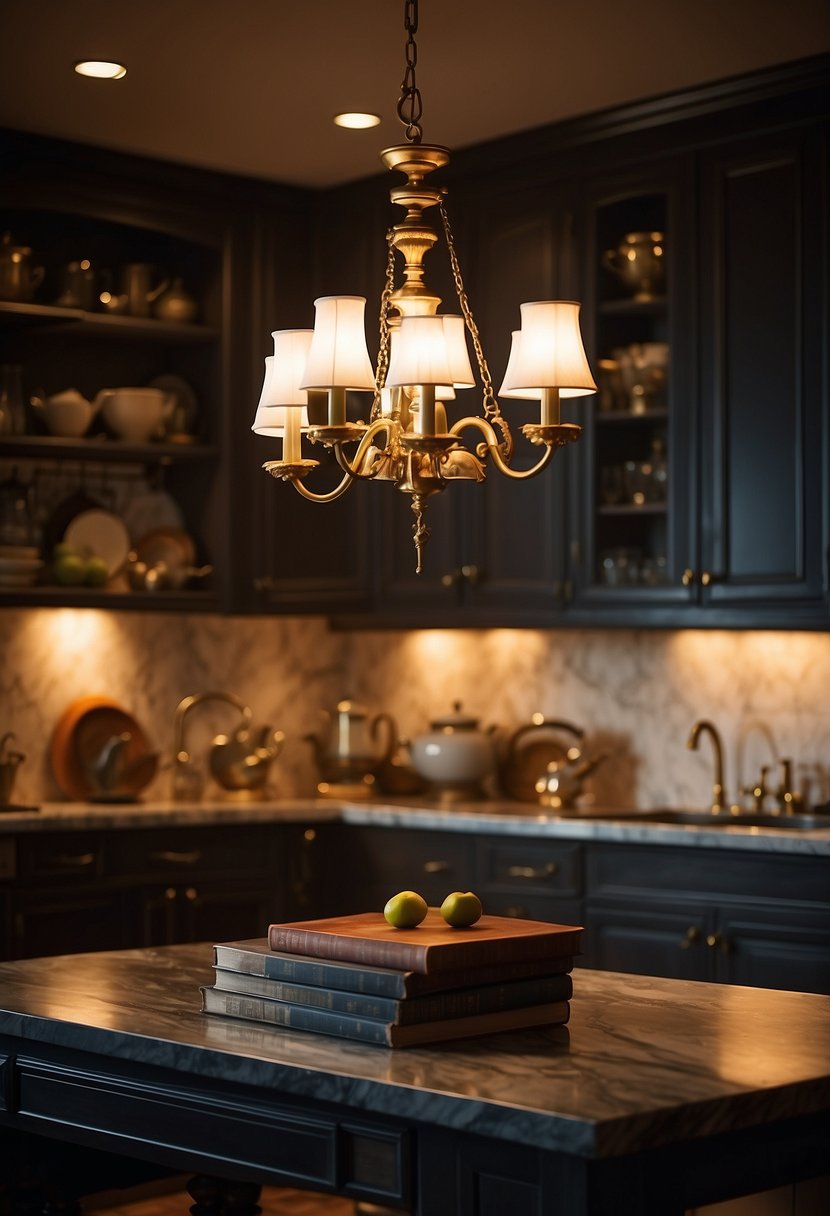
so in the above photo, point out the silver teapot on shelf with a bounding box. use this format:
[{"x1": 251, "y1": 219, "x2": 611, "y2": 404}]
[{"x1": 305, "y1": 700, "x2": 397, "y2": 798}]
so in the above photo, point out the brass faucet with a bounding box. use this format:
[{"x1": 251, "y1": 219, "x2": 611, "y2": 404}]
[
  {"x1": 686, "y1": 719, "x2": 729, "y2": 814},
  {"x1": 172, "y1": 691, "x2": 252, "y2": 802}
]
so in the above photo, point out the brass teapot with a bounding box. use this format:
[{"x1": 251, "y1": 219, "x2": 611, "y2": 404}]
[
  {"x1": 305, "y1": 700, "x2": 396, "y2": 797},
  {"x1": 209, "y1": 722, "x2": 285, "y2": 794}
]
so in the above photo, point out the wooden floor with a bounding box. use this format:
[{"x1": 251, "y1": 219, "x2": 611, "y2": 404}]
[{"x1": 85, "y1": 1177, "x2": 359, "y2": 1215}]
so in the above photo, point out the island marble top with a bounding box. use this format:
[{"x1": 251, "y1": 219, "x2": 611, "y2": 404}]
[
  {"x1": 1, "y1": 797, "x2": 828, "y2": 856},
  {"x1": 0, "y1": 943, "x2": 828, "y2": 1159}
]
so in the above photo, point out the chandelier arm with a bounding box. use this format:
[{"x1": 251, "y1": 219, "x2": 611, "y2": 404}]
[
  {"x1": 289, "y1": 471, "x2": 354, "y2": 503},
  {"x1": 331, "y1": 418, "x2": 396, "y2": 480},
  {"x1": 450, "y1": 415, "x2": 556, "y2": 480}
]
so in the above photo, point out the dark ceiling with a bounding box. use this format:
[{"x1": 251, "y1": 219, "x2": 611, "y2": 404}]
[{"x1": 1, "y1": 1, "x2": 829, "y2": 188}]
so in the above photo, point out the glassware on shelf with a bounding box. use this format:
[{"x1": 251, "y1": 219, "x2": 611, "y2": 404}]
[
  {"x1": 613, "y1": 343, "x2": 669, "y2": 413},
  {"x1": 0, "y1": 364, "x2": 27, "y2": 435}
]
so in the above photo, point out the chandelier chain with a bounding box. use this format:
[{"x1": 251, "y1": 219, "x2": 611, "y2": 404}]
[
  {"x1": 370, "y1": 231, "x2": 399, "y2": 421},
  {"x1": 439, "y1": 199, "x2": 513, "y2": 457},
  {"x1": 396, "y1": 0, "x2": 423, "y2": 143}
]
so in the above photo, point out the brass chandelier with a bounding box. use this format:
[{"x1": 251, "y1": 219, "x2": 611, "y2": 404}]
[{"x1": 252, "y1": 0, "x2": 597, "y2": 573}]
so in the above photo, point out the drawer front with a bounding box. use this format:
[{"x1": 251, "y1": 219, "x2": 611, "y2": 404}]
[
  {"x1": 345, "y1": 827, "x2": 474, "y2": 906},
  {"x1": 106, "y1": 825, "x2": 280, "y2": 880},
  {"x1": 477, "y1": 838, "x2": 583, "y2": 898},
  {"x1": 16, "y1": 832, "x2": 102, "y2": 882},
  {"x1": 587, "y1": 844, "x2": 830, "y2": 904}
]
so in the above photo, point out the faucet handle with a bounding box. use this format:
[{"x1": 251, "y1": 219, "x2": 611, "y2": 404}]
[
  {"x1": 742, "y1": 764, "x2": 771, "y2": 811},
  {"x1": 775, "y1": 758, "x2": 804, "y2": 815}
]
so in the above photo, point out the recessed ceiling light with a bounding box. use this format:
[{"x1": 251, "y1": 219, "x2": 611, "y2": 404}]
[
  {"x1": 74, "y1": 60, "x2": 127, "y2": 80},
  {"x1": 333, "y1": 112, "x2": 381, "y2": 130}
]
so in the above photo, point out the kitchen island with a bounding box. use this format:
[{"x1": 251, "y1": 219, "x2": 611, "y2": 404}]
[{"x1": 0, "y1": 943, "x2": 829, "y2": 1214}]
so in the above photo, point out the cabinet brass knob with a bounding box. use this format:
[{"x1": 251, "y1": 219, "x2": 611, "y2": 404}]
[
  {"x1": 165, "y1": 887, "x2": 177, "y2": 901},
  {"x1": 706, "y1": 932, "x2": 731, "y2": 953},
  {"x1": 506, "y1": 863, "x2": 558, "y2": 880},
  {"x1": 49, "y1": 852, "x2": 96, "y2": 868},
  {"x1": 150, "y1": 850, "x2": 203, "y2": 866},
  {"x1": 461, "y1": 564, "x2": 480, "y2": 585},
  {"x1": 441, "y1": 569, "x2": 461, "y2": 588},
  {"x1": 701, "y1": 571, "x2": 712, "y2": 587},
  {"x1": 185, "y1": 886, "x2": 198, "y2": 902},
  {"x1": 681, "y1": 568, "x2": 695, "y2": 587},
  {"x1": 680, "y1": 926, "x2": 701, "y2": 949},
  {"x1": 423, "y1": 860, "x2": 450, "y2": 874}
]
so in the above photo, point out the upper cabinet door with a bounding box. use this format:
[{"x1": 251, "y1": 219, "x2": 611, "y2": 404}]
[
  {"x1": 697, "y1": 127, "x2": 828, "y2": 620},
  {"x1": 569, "y1": 157, "x2": 697, "y2": 616}
]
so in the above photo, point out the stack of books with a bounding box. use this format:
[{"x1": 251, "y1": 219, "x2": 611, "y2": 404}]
[{"x1": 201, "y1": 909, "x2": 582, "y2": 1047}]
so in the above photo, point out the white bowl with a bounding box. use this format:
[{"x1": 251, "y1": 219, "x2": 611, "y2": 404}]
[{"x1": 96, "y1": 387, "x2": 172, "y2": 443}]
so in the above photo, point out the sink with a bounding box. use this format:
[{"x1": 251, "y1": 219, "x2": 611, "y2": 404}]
[{"x1": 596, "y1": 808, "x2": 828, "y2": 831}]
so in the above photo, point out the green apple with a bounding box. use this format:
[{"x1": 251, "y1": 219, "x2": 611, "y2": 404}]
[
  {"x1": 53, "y1": 552, "x2": 87, "y2": 586},
  {"x1": 383, "y1": 890, "x2": 428, "y2": 929},
  {"x1": 84, "y1": 555, "x2": 110, "y2": 587},
  {"x1": 53, "y1": 541, "x2": 77, "y2": 561},
  {"x1": 440, "y1": 890, "x2": 483, "y2": 928}
]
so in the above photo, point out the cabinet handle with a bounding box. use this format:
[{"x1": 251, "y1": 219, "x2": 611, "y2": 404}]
[
  {"x1": 507, "y1": 863, "x2": 558, "y2": 880},
  {"x1": 680, "y1": 926, "x2": 701, "y2": 949},
  {"x1": 423, "y1": 860, "x2": 450, "y2": 874},
  {"x1": 681, "y1": 568, "x2": 696, "y2": 587},
  {"x1": 184, "y1": 886, "x2": 199, "y2": 902},
  {"x1": 706, "y1": 932, "x2": 732, "y2": 953},
  {"x1": 150, "y1": 850, "x2": 203, "y2": 865},
  {"x1": 46, "y1": 852, "x2": 95, "y2": 868},
  {"x1": 460, "y1": 564, "x2": 480, "y2": 585},
  {"x1": 165, "y1": 887, "x2": 177, "y2": 901}
]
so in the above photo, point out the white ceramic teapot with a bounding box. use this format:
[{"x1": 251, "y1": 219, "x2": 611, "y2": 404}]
[
  {"x1": 31, "y1": 388, "x2": 100, "y2": 437},
  {"x1": 411, "y1": 702, "x2": 498, "y2": 802}
]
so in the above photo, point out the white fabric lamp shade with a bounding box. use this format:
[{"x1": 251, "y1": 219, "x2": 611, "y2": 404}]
[
  {"x1": 498, "y1": 331, "x2": 542, "y2": 400},
  {"x1": 500, "y1": 301, "x2": 597, "y2": 397},
  {"x1": 252, "y1": 330, "x2": 313, "y2": 435},
  {"x1": 386, "y1": 314, "x2": 475, "y2": 389},
  {"x1": 299, "y1": 296, "x2": 376, "y2": 391}
]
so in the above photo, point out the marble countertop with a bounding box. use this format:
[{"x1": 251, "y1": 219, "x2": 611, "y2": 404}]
[
  {"x1": 0, "y1": 942, "x2": 828, "y2": 1158},
  {"x1": 1, "y1": 796, "x2": 829, "y2": 855}
]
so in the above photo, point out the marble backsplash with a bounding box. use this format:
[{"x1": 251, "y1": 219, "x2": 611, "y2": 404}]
[{"x1": 1, "y1": 607, "x2": 829, "y2": 812}]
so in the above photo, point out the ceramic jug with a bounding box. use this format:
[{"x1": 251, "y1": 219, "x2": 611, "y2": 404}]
[{"x1": 0, "y1": 232, "x2": 45, "y2": 302}]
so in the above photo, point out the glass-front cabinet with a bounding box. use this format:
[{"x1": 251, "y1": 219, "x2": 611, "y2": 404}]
[{"x1": 571, "y1": 160, "x2": 696, "y2": 616}]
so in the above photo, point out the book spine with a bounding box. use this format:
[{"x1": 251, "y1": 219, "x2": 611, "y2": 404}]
[
  {"x1": 268, "y1": 925, "x2": 581, "y2": 974},
  {"x1": 269, "y1": 925, "x2": 428, "y2": 972},
  {"x1": 214, "y1": 968, "x2": 574, "y2": 1024},
  {"x1": 214, "y1": 970, "x2": 401, "y2": 1020},
  {"x1": 201, "y1": 986, "x2": 391, "y2": 1045},
  {"x1": 213, "y1": 946, "x2": 408, "y2": 998}
]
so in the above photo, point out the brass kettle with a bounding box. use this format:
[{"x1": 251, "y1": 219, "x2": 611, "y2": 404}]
[{"x1": 305, "y1": 700, "x2": 396, "y2": 797}]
